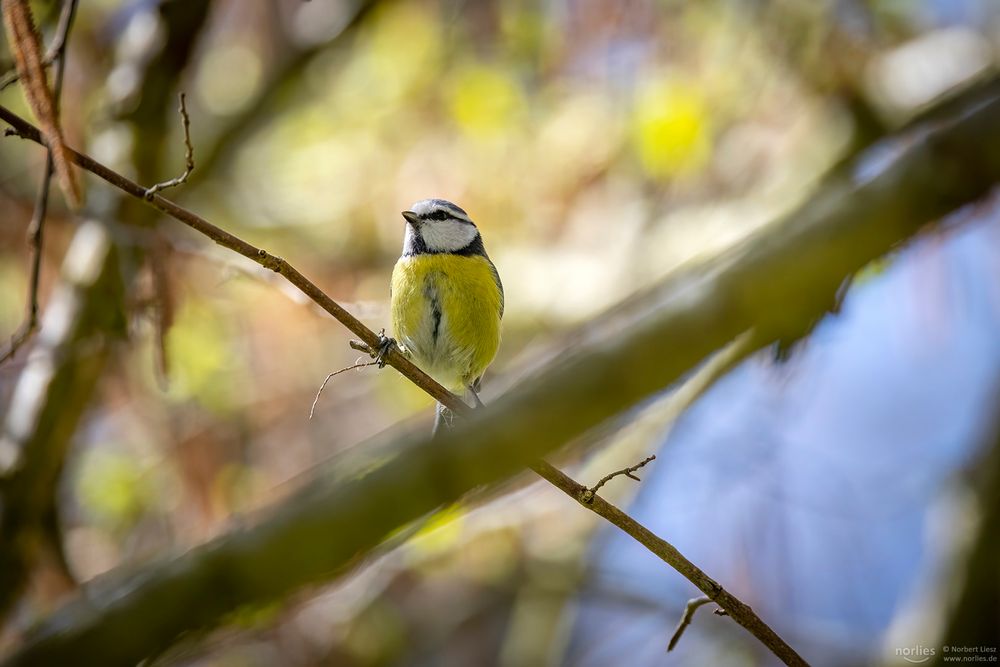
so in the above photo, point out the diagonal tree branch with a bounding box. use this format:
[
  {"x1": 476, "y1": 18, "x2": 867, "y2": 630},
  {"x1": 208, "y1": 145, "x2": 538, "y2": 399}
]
[
  {"x1": 533, "y1": 461, "x2": 806, "y2": 664},
  {"x1": 1, "y1": 77, "x2": 999, "y2": 666}
]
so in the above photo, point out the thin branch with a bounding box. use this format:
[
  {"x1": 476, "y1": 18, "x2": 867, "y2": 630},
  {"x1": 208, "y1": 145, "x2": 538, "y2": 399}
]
[
  {"x1": 309, "y1": 360, "x2": 378, "y2": 419},
  {"x1": 1, "y1": 0, "x2": 82, "y2": 208},
  {"x1": 580, "y1": 455, "x2": 655, "y2": 504},
  {"x1": 0, "y1": 44, "x2": 47, "y2": 91},
  {"x1": 144, "y1": 92, "x2": 194, "y2": 200},
  {"x1": 0, "y1": 0, "x2": 75, "y2": 91},
  {"x1": 667, "y1": 595, "x2": 713, "y2": 651},
  {"x1": 531, "y1": 462, "x2": 808, "y2": 666},
  {"x1": 0, "y1": 0, "x2": 78, "y2": 365},
  {"x1": 2, "y1": 80, "x2": 1000, "y2": 665}
]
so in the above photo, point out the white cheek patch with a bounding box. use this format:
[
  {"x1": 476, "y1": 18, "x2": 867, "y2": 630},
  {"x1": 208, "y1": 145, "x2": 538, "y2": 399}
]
[{"x1": 421, "y1": 220, "x2": 479, "y2": 252}]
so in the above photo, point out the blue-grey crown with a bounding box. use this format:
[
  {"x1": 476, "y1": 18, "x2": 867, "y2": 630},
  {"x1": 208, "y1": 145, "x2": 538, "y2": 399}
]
[{"x1": 409, "y1": 199, "x2": 473, "y2": 223}]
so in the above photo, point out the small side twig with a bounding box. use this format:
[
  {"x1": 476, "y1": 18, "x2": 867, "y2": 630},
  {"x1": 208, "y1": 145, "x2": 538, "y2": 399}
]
[
  {"x1": 581, "y1": 455, "x2": 655, "y2": 503},
  {"x1": 144, "y1": 92, "x2": 194, "y2": 200},
  {"x1": 349, "y1": 339, "x2": 373, "y2": 354},
  {"x1": 667, "y1": 595, "x2": 716, "y2": 651},
  {"x1": 309, "y1": 361, "x2": 378, "y2": 419}
]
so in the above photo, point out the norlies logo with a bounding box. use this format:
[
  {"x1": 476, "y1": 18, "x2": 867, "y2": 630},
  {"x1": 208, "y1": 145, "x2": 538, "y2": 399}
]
[{"x1": 896, "y1": 645, "x2": 936, "y2": 664}]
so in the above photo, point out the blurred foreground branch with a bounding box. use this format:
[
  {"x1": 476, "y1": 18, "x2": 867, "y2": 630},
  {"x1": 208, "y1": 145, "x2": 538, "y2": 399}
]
[{"x1": 2, "y1": 76, "x2": 1000, "y2": 666}]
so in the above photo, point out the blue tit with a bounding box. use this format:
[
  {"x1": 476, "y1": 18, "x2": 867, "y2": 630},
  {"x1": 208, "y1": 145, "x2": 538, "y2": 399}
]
[{"x1": 390, "y1": 199, "x2": 503, "y2": 434}]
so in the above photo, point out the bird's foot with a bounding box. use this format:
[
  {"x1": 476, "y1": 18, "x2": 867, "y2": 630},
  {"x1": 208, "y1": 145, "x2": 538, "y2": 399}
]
[{"x1": 373, "y1": 329, "x2": 396, "y2": 368}]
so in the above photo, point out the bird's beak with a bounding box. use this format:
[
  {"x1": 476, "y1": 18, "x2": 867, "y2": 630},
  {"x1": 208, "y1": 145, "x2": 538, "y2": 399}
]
[{"x1": 401, "y1": 210, "x2": 420, "y2": 225}]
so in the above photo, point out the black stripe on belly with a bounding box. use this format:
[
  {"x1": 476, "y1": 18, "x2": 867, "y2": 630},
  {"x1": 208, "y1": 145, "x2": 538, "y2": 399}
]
[
  {"x1": 431, "y1": 300, "x2": 442, "y2": 343},
  {"x1": 424, "y1": 277, "x2": 443, "y2": 344}
]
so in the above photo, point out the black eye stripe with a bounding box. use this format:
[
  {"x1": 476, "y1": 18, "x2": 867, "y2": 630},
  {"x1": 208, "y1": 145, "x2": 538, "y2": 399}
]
[{"x1": 423, "y1": 209, "x2": 467, "y2": 222}]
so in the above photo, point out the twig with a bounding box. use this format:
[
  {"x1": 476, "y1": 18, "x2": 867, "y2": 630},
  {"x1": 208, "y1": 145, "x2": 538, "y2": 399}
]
[
  {"x1": 140, "y1": 93, "x2": 194, "y2": 382},
  {"x1": 0, "y1": 0, "x2": 78, "y2": 366},
  {"x1": 0, "y1": 44, "x2": 45, "y2": 92},
  {"x1": 2, "y1": 0, "x2": 82, "y2": 208},
  {"x1": 309, "y1": 361, "x2": 378, "y2": 419},
  {"x1": 581, "y1": 455, "x2": 655, "y2": 503},
  {"x1": 349, "y1": 339, "x2": 372, "y2": 354},
  {"x1": 350, "y1": 331, "x2": 393, "y2": 368},
  {"x1": 667, "y1": 595, "x2": 713, "y2": 651},
  {"x1": 0, "y1": 0, "x2": 76, "y2": 91},
  {"x1": 144, "y1": 92, "x2": 194, "y2": 200},
  {"x1": 531, "y1": 461, "x2": 810, "y2": 666},
  {"x1": 134, "y1": 90, "x2": 194, "y2": 382}
]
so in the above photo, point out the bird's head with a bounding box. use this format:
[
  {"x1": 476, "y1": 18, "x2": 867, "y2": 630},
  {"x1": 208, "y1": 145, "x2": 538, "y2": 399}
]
[{"x1": 401, "y1": 199, "x2": 480, "y2": 254}]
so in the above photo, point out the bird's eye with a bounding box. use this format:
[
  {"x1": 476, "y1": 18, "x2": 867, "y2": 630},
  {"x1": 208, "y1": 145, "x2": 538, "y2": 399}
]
[{"x1": 428, "y1": 210, "x2": 449, "y2": 221}]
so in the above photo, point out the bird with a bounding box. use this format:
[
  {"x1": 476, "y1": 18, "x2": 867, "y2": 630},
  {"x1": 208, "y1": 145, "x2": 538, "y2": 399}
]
[{"x1": 386, "y1": 199, "x2": 503, "y2": 435}]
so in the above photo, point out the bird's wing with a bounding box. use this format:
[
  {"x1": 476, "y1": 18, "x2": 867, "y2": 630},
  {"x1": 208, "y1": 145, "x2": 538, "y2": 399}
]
[{"x1": 486, "y1": 256, "x2": 504, "y2": 319}]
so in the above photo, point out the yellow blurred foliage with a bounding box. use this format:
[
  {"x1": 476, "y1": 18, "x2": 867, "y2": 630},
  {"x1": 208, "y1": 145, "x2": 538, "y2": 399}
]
[
  {"x1": 77, "y1": 449, "x2": 154, "y2": 527},
  {"x1": 631, "y1": 77, "x2": 712, "y2": 178},
  {"x1": 447, "y1": 62, "x2": 526, "y2": 139},
  {"x1": 360, "y1": 3, "x2": 443, "y2": 103},
  {"x1": 165, "y1": 301, "x2": 236, "y2": 412}
]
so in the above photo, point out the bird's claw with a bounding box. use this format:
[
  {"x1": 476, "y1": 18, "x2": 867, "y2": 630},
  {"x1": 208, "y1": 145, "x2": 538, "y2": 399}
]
[{"x1": 373, "y1": 329, "x2": 396, "y2": 368}]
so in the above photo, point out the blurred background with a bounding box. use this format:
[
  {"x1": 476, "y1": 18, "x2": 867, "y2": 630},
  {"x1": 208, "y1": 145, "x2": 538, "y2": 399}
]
[{"x1": 1, "y1": 0, "x2": 999, "y2": 665}]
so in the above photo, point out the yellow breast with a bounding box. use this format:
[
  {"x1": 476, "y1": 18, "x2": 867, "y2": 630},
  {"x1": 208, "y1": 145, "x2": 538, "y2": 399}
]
[{"x1": 391, "y1": 253, "x2": 502, "y2": 392}]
